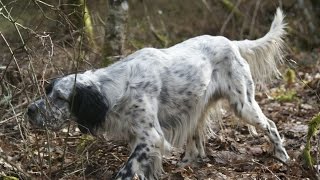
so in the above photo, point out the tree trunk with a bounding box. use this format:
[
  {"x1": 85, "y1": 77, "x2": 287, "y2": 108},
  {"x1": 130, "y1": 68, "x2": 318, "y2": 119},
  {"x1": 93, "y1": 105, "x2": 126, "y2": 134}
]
[{"x1": 103, "y1": 0, "x2": 129, "y2": 66}]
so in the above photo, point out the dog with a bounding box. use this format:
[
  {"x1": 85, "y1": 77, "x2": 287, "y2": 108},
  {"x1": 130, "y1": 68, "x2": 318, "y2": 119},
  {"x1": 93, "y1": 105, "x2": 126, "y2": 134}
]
[{"x1": 27, "y1": 8, "x2": 289, "y2": 179}]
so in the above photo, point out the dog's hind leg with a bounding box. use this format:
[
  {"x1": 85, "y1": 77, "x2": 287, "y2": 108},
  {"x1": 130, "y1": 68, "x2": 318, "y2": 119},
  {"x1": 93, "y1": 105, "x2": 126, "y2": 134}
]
[
  {"x1": 178, "y1": 107, "x2": 212, "y2": 167},
  {"x1": 227, "y1": 67, "x2": 289, "y2": 162},
  {"x1": 178, "y1": 132, "x2": 202, "y2": 167}
]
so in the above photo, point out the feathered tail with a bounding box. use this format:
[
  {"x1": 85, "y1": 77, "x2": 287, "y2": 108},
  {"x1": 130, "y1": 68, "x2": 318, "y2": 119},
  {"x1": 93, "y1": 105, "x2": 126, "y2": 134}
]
[{"x1": 233, "y1": 8, "x2": 287, "y2": 84}]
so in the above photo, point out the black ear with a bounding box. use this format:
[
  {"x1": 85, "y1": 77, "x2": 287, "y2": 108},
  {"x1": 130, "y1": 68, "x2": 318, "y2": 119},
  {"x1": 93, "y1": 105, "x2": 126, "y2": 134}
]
[{"x1": 70, "y1": 84, "x2": 109, "y2": 135}]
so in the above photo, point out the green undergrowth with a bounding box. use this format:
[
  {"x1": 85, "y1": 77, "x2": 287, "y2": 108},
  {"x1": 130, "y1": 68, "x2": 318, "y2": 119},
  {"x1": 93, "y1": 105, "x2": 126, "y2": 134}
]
[
  {"x1": 274, "y1": 68, "x2": 298, "y2": 102},
  {"x1": 274, "y1": 89, "x2": 297, "y2": 102},
  {"x1": 77, "y1": 134, "x2": 95, "y2": 153},
  {"x1": 303, "y1": 113, "x2": 320, "y2": 167}
]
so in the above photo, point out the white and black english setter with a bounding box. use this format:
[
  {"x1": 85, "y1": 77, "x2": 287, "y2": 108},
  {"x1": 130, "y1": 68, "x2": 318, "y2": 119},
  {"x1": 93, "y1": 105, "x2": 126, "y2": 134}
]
[{"x1": 27, "y1": 8, "x2": 289, "y2": 179}]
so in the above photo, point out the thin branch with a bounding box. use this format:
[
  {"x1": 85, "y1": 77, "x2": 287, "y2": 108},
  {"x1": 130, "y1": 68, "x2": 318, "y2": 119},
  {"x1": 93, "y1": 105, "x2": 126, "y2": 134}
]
[
  {"x1": 0, "y1": 32, "x2": 22, "y2": 84},
  {"x1": 220, "y1": 0, "x2": 242, "y2": 35},
  {"x1": 249, "y1": 0, "x2": 261, "y2": 37}
]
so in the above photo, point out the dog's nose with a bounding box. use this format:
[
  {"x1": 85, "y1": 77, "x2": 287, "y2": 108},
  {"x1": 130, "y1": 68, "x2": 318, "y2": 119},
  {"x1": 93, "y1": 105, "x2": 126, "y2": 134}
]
[{"x1": 27, "y1": 104, "x2": 37, "y2": 116}]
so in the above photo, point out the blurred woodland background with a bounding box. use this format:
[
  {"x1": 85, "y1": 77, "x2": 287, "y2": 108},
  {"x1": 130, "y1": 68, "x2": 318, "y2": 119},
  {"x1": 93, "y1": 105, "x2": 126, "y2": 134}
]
[{"x1": 0, "y1": 0, "x2": 320, "y2": 179}]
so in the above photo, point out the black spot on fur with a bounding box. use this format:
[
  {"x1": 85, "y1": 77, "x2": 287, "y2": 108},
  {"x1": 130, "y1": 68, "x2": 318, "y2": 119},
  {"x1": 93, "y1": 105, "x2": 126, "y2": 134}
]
[
  {"x1": 120, "y1": 161, "x2": 134, "y2": 179},
  {"x1": 236, "y1": 89, "x2": 242, "y2": 94},
  {"x1": 149, "y1": 123, "x2": 153, "y2": 127},
  {"x1": 125, "y1": 111, "x2": 131, "y2": 116},
  {"x1": 136, "y1": 82, "x2": 144, "y2": 89},
  {"x1": 138, "y1": 143, "x2": 147, "y2": 150},
  {"x1": 247, "y1": 80, "x2": 253, "y2": 87},
  {"x1": 137, "y1": 152, "x2": 148, "y2": 162},
  {"x1": 143, "y1": 82, "x2": 151, "y2": 89},
  {"x1": 133, "y1": 104, "x2": 139, "y2": 109},
  {"x1": 212, "y1": 69, "x2": 218, "y2": 75},
  {"x1": 247, "y1": 91, "x2": 252, "y2": 103},
  {"x1": 267, "y1": 128, "x2": 271, "y2": 134},
  {"x1": 228, "y1": 71, "x2": 232, "y2": 77},
  {"x1": 271, "y1": 130, "x2": 278, "y2": 138},
  {"x1": 143, "y1": 131, "x2": 149, "y2": 136},
  {"x1": 186, "y1": 91, "x2": 192, "y2": 96},
  {"x1": 179, "y1": 88, "x2": 187, "y2": 95},
  {"x1": 215, "y1": 61, "x2": 223, "y2": 65},
  {"x1": 160, "y1": 86, "x2": 170, "y2": 104},
  {"x1": 128, "y1": 143, "x2": 147, "y2": 162},
  {"x1": 179, "y1": 73, "x2": 185, "y2": 78},
  {"x1": 70, "y1": 84, "x2": 109, "y2": 135},
  {"x1": 152, "y1": 85, "x2": 158, "y2": 92}
]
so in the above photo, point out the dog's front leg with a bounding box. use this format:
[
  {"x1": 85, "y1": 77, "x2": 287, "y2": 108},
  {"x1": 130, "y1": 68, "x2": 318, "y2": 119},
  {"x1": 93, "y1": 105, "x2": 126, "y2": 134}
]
[
  {"x1": 115, "y1": 128, "x2": 164, "y2": 180},
  {"x1": 115, "y1": 97, "x2": 165, "y2": 180}
]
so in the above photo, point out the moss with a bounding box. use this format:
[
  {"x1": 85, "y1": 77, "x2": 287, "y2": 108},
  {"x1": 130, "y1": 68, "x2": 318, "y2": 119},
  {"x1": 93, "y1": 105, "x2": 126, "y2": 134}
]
[
  {"x1": 284, "y1": 68, "x2": 296, "y2": 86},
  {"x1": 275, "y1": 89, "x2": 297, "y2": 102},
  {"x1": 77, "y1": 134, "x2": 95, "y2": 153},
  {"x1": 303, "y1": 113, "x2": 320, "y2": 167},
  {"x1": 2, "y1": 176, "x2": 19, "y2": 180}
]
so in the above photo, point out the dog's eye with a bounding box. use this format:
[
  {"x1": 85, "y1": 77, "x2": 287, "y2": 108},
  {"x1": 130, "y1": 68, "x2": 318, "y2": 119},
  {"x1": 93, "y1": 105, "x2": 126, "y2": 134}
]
[
  {"x1": 54, "y1": 91, "x2": 67, "y2": 101},
  {"x1": 57, "y1": 95, "x2": 65, "y2": 101}
]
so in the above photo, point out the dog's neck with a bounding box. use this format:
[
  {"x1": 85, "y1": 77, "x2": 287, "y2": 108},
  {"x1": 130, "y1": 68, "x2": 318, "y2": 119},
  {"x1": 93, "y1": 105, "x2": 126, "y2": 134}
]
[{"x1": 79, "y1": 66, "x2": 129, "y2": 110}]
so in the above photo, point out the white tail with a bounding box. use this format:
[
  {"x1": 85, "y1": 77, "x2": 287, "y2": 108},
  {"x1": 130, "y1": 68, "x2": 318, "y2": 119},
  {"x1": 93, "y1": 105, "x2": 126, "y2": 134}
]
[{"x1": 233, "y1": 8, "x2": 287, "y2": 84}]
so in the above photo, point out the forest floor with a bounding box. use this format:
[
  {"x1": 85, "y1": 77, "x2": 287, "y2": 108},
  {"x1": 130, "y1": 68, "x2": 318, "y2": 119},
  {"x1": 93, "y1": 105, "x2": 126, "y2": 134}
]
[{"x1": 0, "y1": 48, "x2": 319, "y2": 180}]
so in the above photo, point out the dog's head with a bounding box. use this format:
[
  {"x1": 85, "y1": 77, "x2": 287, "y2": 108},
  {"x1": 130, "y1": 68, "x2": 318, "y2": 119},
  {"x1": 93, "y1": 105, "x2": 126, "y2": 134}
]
[{"x1": 27, "y1": 75, "x2": 109, "y2": 135}]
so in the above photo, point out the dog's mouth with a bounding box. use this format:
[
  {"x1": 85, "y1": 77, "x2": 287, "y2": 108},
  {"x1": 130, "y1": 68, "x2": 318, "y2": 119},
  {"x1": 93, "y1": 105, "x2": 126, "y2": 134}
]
[{"x1": 27, "y1": 113, "x2": 69, "y2": 132}]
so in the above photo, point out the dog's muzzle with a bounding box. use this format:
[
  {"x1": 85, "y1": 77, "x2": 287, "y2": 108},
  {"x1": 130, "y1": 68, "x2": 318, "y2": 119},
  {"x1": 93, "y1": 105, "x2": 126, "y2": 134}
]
[
  {"x1": 27, "y1": 101, "x2": 46, "y2": 127},
  {"x1": 27, "y1": 104, "x2": 37, "y2": 118}
]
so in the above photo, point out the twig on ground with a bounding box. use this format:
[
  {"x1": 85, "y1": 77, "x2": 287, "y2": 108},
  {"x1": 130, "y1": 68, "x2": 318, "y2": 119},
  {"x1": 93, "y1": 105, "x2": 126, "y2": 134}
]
[
  {"x1": 0, "y1": 153, "x2": 31, "y2": 179},
  {"x1": 251, "y1": 159, "x2": 281, "y2": 180}
]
